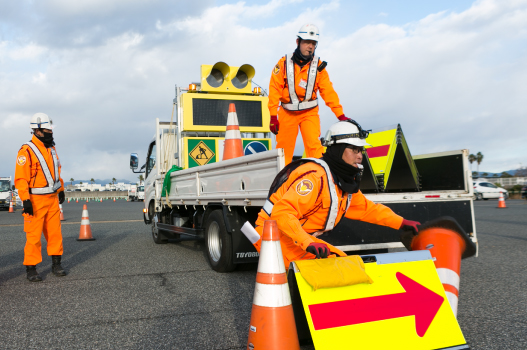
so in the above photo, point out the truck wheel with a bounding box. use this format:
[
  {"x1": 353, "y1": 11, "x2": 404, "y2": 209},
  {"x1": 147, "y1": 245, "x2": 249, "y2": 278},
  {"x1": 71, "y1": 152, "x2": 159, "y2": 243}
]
[
  {"x1": 205, "y1": 210, "x2": 235, "y2": 272},
  {"x1": 152, "y1": 214, "x2": 169, "y2": 244}
]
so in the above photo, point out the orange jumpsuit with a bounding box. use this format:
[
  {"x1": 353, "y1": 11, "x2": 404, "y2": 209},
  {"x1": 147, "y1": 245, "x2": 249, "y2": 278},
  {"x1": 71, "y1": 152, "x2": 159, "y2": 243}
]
[
  {"x1": 269, "y1": 56, "x2": 344, "y2": 165},
  {"x1": 15, "y1": 135, "x2": 65, "y2": 266},
  {"x1": 254, "y1": 161, "x2": 403, "y2": 269}
]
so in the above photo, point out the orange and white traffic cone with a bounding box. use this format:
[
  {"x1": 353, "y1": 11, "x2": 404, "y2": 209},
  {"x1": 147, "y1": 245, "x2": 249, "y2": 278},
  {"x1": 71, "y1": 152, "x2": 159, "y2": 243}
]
[
  {"x1": 8, "y1": 199, "x2": 15, "y2": 213},
  {"x1": 113, "y1": 198, "x2": 116, "y2": 202},
  {"x1": 411, "y1": 217, "x2": 476, "y2": 317},
  {"x1": 223, "y1": 103, "x2": 244, "y2": 161},
  {"x1": 76, "y1": 198, "x2": 78, "y2": 203},
  {"x1": 77, "y1": 204, "x2": 95, "y2": 241},
  {"x1": 67, "y1": 197, "x2": 70, "y2": 203},
  {"x1": 246, "y1": 220, "x2": 300, "y2": 350},
  {"x1": 497, "y1": 192, "x2": 507, "y2": 208},
  {"x1": 59, "y1": 204, "x2": 65, "y2": 221}
]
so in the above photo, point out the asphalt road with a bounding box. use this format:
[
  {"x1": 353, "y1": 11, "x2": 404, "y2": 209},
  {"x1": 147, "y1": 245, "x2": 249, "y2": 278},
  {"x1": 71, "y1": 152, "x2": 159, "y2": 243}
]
[{"x1": 0, "y1": 198, "x2": 526, "y2": 349}]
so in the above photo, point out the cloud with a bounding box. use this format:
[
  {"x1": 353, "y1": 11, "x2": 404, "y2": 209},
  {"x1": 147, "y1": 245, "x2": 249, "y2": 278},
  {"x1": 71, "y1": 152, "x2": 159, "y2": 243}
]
[{"x1": 0, "y1": 0, "x2": 526, "y2": 183}]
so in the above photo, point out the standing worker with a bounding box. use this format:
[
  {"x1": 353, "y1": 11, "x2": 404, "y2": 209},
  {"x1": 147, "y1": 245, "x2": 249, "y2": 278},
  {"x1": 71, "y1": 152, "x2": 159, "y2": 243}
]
[
  {"x1": 15, "y1": 113, "x2": 67, "y2": 282},
  {"x1": 252, "y1": 120, "x2": 421, "y2": 268},
  {"x1": 269, "y1": 24, "x2": 350, "y2": 165}
]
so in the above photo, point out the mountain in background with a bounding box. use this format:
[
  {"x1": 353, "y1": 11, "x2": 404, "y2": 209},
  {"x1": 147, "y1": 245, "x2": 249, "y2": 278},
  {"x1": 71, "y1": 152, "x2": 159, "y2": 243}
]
[{"x1": 471, "y1": 169, "x2": 525, "y2": 177}]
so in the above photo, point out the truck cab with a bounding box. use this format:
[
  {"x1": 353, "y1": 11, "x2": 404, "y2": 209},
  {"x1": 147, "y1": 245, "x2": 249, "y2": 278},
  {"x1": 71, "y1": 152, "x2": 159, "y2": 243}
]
[{"x1": 0, "y1": 177, "x2": 13, "y2": 209}]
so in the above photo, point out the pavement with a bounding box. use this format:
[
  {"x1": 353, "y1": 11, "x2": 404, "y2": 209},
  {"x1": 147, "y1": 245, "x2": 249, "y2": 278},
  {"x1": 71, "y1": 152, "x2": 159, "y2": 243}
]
[{"x1": 0, "y1": 198, "x2": 526, "y2": 349}]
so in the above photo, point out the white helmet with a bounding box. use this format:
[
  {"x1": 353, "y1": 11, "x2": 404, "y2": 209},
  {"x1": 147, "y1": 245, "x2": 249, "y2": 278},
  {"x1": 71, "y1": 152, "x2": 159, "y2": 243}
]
[
  {"x1": 297, "y1": 24, "x2": 319, "y2": 42},
  {"x1": 30, "y1": 113, "x2": 54, "y2": 130},
  {"x1": 322, "y1": 120, "x2": 371, "y2": 147}
]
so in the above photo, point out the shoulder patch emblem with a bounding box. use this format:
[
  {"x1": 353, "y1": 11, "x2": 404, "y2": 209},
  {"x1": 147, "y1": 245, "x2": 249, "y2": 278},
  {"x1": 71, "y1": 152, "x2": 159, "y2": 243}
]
[
  {"x1": 296, "y1": 179, "x2": 313, "y2": 196},
  {"x1": 17, "y1": 155, "x2": 26, "y2": 166},
  {"x1": 273, "y1": 64, "x2": 280, "y2": 75}
]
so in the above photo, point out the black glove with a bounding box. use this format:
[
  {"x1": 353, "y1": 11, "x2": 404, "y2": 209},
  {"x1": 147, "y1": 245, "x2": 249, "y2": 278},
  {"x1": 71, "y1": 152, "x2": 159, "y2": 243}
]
[
  {"x1": 306, "y1": 242, "x2": 330, "y2": 259},
  {"x1": 58, "y1": 191, "x2": 65, "y2": 204},
  {"x1": 23, "y1": 200, "x2": 33, "y2": 216}
]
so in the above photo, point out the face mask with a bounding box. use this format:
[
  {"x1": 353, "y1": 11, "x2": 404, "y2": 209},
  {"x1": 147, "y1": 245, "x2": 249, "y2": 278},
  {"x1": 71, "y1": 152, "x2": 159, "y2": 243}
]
[{"x1": 36, "y1": 131, "x2": 54, "y2": 147}]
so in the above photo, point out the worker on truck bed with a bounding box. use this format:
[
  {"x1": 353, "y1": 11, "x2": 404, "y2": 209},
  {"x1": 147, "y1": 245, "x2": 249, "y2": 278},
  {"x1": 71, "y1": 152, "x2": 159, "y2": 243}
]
[
  {"x1": 252, "y1": 120, "x2": 420, "y2": 268},
  {"x1": 15, "y1": 113, "x2": 67, "y2": 282},
  {"x1": 268, "y1": 23, "x2": 351, "y2": 165}
]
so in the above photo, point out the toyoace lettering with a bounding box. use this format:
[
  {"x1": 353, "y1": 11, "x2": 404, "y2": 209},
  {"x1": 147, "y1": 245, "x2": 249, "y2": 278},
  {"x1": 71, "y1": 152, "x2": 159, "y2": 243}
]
[{"x1": 236, "y1": 252, "x2": 260, "y2": 259}]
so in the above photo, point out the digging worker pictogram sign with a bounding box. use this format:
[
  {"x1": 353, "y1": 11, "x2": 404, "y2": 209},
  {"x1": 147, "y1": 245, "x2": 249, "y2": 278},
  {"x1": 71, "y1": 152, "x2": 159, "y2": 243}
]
[
  {"x1": 290, "y1": 251, "x2": 470, "y2": 350},
  {"x1": 189, "y1": 140, "x2": 215, "y2": 166}
]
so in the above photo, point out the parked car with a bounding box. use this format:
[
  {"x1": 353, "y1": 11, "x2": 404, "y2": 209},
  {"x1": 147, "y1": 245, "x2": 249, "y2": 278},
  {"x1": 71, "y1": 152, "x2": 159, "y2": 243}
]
[
  {"x1": 473, "y1": 181, "x2": 508, "y2": 200},
  {"x1": 521, "y1": 185, "x2": 527, "y2": 199}
]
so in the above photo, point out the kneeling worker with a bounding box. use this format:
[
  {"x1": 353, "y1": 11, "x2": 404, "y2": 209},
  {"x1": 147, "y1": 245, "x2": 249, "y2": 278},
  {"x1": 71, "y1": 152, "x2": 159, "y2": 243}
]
[
  {"x1": 253, "y1": 120, "x2": 420, "y2": 268},
  {"x1": 15, "y1": 113, "x2": 67, "y2": 282}
]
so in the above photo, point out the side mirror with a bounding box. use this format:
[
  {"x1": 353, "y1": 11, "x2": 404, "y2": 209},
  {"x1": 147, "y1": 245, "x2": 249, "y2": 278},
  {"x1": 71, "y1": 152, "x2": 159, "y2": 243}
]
[{"x1": 130, "y1": 153, "x2": 139, "y2": 170}]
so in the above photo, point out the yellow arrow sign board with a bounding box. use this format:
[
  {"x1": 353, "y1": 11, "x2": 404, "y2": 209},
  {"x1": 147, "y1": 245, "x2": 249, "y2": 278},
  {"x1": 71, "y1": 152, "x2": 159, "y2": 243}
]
[{"x1": 291, "y1": 251, "x2": 468, "y2": 350}]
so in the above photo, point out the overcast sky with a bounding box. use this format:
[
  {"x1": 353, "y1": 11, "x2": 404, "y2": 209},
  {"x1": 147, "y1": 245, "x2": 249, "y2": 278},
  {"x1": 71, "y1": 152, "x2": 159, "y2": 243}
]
[{"x1": 1, "y1": 0, "x2": 526, "y2": 183}]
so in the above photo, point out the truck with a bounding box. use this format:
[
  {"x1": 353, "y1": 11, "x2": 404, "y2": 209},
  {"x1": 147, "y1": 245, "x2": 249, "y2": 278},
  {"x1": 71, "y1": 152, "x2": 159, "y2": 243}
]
[
  {"x1": 128, "y1": 185, "x2": 138, "y2": 201},
  {"x1": 131, "y1": 62, "x2": 478, "y2": 272},
  {"x1": 137, "y1": 185, "x2": 145, "y2": 201},
  {"x1": 0, "y1": 177, "x2": 13, "y2": 210}
]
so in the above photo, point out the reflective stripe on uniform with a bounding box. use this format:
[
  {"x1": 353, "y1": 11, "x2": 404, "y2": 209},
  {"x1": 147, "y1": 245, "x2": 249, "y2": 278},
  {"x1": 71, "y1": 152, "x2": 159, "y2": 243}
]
[
  {"x1": 25, "y1": 142, "x2": 61, "y2": 194},
  {"x1": 282, "y1": 53, "x2": 319, "y2": 111},
  {"x1": 263, "y1": 158, "x2": 339, "y2": 232},
  {"x1": 263, "y1": 199, "x2": 274, "y2": 216}
]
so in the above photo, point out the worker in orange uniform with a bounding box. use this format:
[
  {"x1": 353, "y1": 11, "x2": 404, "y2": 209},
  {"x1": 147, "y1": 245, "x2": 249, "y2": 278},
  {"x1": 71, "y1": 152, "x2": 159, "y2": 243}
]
[
  {"x1": 268, "y1": 24, "x2": 350, "y2": 165},
  {"x1": 252, "y1": 120, "x2": 421, "y2": 268},
  {"x1": 15, "y1": 113, "x2": 67, "y2": 282}
]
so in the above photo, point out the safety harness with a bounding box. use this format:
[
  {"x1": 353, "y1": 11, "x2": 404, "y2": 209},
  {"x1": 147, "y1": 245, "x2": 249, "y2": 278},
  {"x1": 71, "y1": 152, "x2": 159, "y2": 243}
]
[
  {"x1": 25, "y1": 142, "x2": 61, "y2": 194},
  {"x1": 282, "y1": 53, "x2": 320, "y2": 111},
  {"x1": 263, "y1": 158, "x2": 350, "y2": 233}
]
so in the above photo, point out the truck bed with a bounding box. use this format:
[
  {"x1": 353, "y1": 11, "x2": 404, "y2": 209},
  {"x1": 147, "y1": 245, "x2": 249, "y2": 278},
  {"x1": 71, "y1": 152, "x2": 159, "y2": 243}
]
[{"x1": 166, "y1": 148, "x2": 285, "y2": 207}]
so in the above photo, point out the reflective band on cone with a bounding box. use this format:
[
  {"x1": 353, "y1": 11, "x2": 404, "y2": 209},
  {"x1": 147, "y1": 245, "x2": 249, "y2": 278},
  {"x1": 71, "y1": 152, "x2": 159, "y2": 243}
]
[
  {"x1": 411, "y1": 217, "x2": 476, "y2": 318},
  {"x1": 77, "y1": 204, "x2": 95, "y2": 241},
  {"x1": 59, "y1": 204, "x2": 65, "y2": 221},
  {"x1": 497, "y1": 192, "x2": 507, "y2": 208},
  {"x1": 223, "y1": 103, "x2": 244, "y2": 161},
  {"x1": 247, "y1": 220, "x2": 300, "y2": 350}
]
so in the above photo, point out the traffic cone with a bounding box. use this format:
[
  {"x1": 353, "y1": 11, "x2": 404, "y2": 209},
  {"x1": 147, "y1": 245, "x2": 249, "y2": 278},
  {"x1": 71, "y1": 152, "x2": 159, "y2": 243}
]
[
  {"x1": 8, "y1": 199, "x2": 15, "y2": 213},
  {"x1": 113, "y1": 198, "x2": 116, "y2": 202},
  {"x1": 497, "y1": 192, "x2": 507, "y2": 208},
  {"x1": 223, "y1": 103, "x2": 244, "y2": 161},
  {"x1": 77, "y1": 205, "x2": 95, "y2": 241},
  {"x1": 86, "y1": 198, "x2": 89, "y2": 203},
  {"x1": 59, "y1": 204, "x2": 65, "y2": 221},
  {"x1": 410, "y1": 217, "x2": 476, "y2": 317},
  {"x1": 67, "y1": 197, "x2": 70, "y2": 203},
  {"x1": 76, "y1": 198, "x2": 78, "y2": 203},
  {"x1": 246, "y1": 220, "x2": 300, "y2": 350}
]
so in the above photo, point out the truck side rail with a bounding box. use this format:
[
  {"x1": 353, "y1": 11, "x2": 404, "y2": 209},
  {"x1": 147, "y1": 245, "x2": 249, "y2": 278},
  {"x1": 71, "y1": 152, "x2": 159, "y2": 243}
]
[{"x1": 167, "y1": 148, "x2": 285, "y2": 207}]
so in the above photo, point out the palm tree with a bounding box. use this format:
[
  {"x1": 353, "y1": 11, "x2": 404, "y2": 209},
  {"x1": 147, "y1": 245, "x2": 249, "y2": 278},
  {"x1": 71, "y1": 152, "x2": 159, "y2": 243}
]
[
  {"x1": 476, "y1": 152, "x2": 484, "y2": 174},
  {"x1": 468, "y1": 154, "x2": 476, "y2": 172},
  {"x1": 138, "y1": 174, "x2": 144, "y2": 185},
  {"x1": 112, "y1": 178, "x2": 116, "y2": 185},
  {"x1": 79, "y1": 181, "x2": 83, "y2": 185},
  {"x1": 90, "y1": 178, "x2": 95, "y2": 184},
  {"x1": 70, "y1": 178, "x2": 74, "y2": 185}
]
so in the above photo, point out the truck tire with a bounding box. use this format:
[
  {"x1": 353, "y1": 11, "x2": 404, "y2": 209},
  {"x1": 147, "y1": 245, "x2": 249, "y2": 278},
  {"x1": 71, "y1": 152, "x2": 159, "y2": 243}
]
[
  {"x1": 205, "y1": 209, "x2": 235, "y2": 272},
  {"x1": 152, "y1": 214, "x2": 169, "y2": 244}
]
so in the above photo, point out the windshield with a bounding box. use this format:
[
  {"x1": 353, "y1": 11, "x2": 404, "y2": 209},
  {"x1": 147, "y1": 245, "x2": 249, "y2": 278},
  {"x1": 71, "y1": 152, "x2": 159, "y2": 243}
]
[
  {"x1": 0, "y1": 180, "x2": 10, "y2": 192},
  {"x1": 138, "y1": 186, "x2": 144, "y2": 192}
]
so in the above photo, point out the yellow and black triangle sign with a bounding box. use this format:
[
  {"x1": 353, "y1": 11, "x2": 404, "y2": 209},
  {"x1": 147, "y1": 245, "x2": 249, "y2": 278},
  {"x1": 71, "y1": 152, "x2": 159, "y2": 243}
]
[{"x1": 189, "y1": 141, "x2": 215, "y2": 166}]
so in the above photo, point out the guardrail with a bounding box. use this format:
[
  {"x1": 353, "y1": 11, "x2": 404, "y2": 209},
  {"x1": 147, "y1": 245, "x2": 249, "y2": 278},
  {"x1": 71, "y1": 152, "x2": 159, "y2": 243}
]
[{"x1": 65, "y1": 191, "x2": 129, "y2": 199}]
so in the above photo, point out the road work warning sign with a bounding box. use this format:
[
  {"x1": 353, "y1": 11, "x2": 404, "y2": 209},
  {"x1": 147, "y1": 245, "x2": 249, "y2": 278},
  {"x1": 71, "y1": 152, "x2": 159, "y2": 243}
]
[
  {"x1": 291, "y1": 251, "x2": 469, "y2": 350},
  {"x1": 189, "y1": 140, "x2": 215, "y2": 166}
]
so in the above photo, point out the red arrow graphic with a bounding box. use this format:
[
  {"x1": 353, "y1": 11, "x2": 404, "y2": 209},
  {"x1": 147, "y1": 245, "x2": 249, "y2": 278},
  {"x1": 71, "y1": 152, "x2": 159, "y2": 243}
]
[{"x1": 308, "y1": 272, "x2": 444, "y2": 337}]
